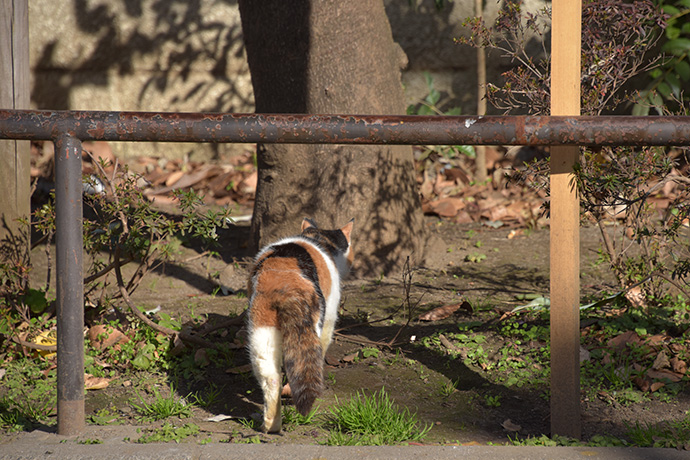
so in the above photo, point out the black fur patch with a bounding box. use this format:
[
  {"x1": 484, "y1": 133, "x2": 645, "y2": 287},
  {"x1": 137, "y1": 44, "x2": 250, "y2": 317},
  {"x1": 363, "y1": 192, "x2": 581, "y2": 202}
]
[{"x1": 301, "y1": 228, "x2": 349, "y2": 259}]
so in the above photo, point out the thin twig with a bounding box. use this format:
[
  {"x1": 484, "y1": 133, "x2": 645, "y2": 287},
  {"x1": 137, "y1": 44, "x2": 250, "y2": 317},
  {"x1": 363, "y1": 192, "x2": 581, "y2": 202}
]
[
  {"x1": 387, "y1": 257, "x2": 425, "y2": 346},
  {"x1": 8, "y1": 335, "x2": 57, "y2": 352},
  {"x1": 198, "y1": 311, "x2": 246, "y2": 337},
  {"x1": 178, "y1": 329, "x2": 234, "y2": 351},
  {"x1": 333, "y1": 332, "x2": 396, "y2": 349},
  {"x1": 336, "y1": 257, "x2": 423, "y2": 349},
  {"x1": 653, "y1": 272, "x2": 690, "y2": 300},
  {"x1": 113, "y1": 248, "x2": 177, "y2": 337},
  {"x1": 182, "y1": 250, "x2": 211, "y2": 264},
  {"x1": 84, "y1": 255, "x2": 133, "y2": 285},
  {"x1": 43, "y1": 228, "x2": 53, "y2": 293}
]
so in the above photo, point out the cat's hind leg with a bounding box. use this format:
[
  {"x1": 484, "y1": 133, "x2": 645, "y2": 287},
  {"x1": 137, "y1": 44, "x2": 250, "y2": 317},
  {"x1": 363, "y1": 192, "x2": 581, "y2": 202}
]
[{"x1": 249, "y1": 326, "x2": 283, "y2": 433}]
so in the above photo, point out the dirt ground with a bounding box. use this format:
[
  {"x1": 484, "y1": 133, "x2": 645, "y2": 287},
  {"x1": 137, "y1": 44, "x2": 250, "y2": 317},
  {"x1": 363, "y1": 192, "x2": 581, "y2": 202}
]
[
  {"x1": 6, "y1": 140, "x2": 688, "y2": 445},
  {"x1": 15, "y1": 214, "x2": 687, "y2": 446}
]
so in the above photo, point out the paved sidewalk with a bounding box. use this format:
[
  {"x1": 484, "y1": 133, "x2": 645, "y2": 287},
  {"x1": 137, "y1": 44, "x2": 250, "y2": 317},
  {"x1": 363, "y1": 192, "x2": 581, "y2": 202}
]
[{"x1": 1, "y1": 427, "x2": 687, "y2": 460}]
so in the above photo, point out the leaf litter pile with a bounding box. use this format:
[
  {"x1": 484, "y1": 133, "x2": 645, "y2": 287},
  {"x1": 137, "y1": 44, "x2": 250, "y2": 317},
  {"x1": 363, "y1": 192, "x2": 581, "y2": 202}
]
[{"x1": 5, "y1": 140, "x2": 689, "y2": 447}]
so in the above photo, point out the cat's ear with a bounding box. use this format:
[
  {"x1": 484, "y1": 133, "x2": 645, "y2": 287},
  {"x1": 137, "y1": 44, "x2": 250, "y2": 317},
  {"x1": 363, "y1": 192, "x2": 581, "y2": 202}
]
[
  {"x1": 340, "y1": 218, "x2": 354, "y2": 241},
  {"x1": 301, "y1": 218, "x2": 318, "y2": 232}
]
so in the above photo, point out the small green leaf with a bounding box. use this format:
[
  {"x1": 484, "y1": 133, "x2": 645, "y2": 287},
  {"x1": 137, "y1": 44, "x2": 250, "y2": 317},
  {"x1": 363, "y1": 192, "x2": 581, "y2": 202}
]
[
  {"x1": 662, "y1": 5, "x2": 681, "y2": 16},
  {"x1": 419, "y1": 105, "x2": 436, "y2": 116},
  {"x1": 423, "y1": 71, "x2": 434, "y2": 89},
  {"x1": 662, "y1": 38, "x2": 690, "y2": 56},
  {"x1": 425, "y1": 88, "x2": 441, "y2": 106},
  {"x1": 361, "y1": 348, "x2": 380, "y2": 359},
  {"x1": 455, "y1": 145, "x2": 476, "y2": 158},
  {"x1": 23, "y1": 289, "x2": 48, "y2": 314},
  {"x1": 666, "y1": 25, "x2": 681, "y2": 41},
  {"x1": 632, "y1": 102, "x2": 650, "y2": 116},
  {"x1": 674, "y1": 60, "x2": 690, "y2": 81},
  {"x1": 665, "y1": 73, "x2": 682, "y2": 97},
  {"x1": 657, "y1": 81, "x2": 672, "y2": 98},
  {"x1": 132, "y1": 343, "x2": 156, "y2": 370}
]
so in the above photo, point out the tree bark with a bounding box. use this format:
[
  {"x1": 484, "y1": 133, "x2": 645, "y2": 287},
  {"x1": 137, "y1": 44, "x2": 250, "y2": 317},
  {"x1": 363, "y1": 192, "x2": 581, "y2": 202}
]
[{"x1": 238, "y1": 0, "x2": 426, "y2": 277}]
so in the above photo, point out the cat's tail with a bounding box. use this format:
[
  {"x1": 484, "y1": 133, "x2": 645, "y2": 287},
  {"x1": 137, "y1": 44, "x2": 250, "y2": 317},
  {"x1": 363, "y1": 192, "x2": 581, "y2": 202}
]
[{"x1": 278, "y1": 295, "x2": 324, "y2": 416}]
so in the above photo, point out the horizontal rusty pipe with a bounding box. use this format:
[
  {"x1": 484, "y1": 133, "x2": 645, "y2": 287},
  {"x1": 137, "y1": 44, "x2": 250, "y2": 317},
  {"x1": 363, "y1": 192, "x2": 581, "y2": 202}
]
[{"x1": 0, "y1": 110, "x2": 689, "y2": 146}]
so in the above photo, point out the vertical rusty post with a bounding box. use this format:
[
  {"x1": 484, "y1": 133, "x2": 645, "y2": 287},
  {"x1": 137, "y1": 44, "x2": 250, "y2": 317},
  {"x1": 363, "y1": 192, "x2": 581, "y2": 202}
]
[
  {"x1": 550, "y1": 0, "x2": 582, "y2": 439},
  {"x1": 54, "y1": 133, "x2": 85, "y2": 436}
]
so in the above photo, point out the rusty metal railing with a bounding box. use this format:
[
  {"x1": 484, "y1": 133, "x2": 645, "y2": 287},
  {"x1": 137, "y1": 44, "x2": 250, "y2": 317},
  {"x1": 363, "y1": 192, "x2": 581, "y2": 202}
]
[
  {"x1": 1, "y1": 110, "x2": 690, "y2": 146},
  {"x1": 1, "y1": 109, "x2": 689, "y2": 436}
]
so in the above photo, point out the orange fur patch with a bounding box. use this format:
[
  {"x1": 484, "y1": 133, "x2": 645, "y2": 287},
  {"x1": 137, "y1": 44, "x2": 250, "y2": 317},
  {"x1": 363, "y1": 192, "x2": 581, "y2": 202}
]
[{"x1": 249, "y1": 246, "x2": 327, "y2": 330}]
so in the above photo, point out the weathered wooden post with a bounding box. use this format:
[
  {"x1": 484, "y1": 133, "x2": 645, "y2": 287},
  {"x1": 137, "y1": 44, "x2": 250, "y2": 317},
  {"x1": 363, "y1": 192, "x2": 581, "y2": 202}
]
[
  {"x1": 549, "y1": 0, "x2": 582, "y2": 438},
  {"x1": 0, "y1": 0, "x2": 31, "y2": 269}
]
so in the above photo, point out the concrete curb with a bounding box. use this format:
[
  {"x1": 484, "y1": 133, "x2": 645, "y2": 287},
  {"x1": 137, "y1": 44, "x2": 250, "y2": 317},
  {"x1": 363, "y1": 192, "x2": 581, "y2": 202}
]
[{"x1": 1, "y1": 428, "x2": 687, "y2": 460}]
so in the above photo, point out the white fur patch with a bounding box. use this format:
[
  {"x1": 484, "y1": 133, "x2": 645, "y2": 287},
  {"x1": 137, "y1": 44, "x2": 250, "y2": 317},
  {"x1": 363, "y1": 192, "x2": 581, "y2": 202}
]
[
  {"x1": 248, "y1": 325, "x2": 283, "y2": 432},
  {"x1": 249, "y1": 325, "x2": 283, "y2": 370}
]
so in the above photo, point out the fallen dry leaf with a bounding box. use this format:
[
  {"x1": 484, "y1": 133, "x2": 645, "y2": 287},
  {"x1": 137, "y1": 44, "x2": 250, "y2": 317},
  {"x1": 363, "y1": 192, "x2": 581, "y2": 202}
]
[
  {"x1": 646, "y1": 368, "x2": 683, "y2": 383},
  {"x1": 205, "y1": 414, "x2": 234, "y2": 423},
  {"x1": 650, "y1": 381, "x2": 666, "y2": 392},
  {"x1": 226, "y1": 364, "x2": 252, "y2": 374},
  {"x1": 32, "y1": 330, "x2": 57, "y2": 358},
  {"x1": 646, "y1": 334, "x2": 668, "y2": 346},
  {"x1": 461, "y1": 441, "x2": 484, "y2": 446},
  {"x1": 501, "y1": 419, "x2": 522, "y2": 432},
  {"x1": 607, "y1": 330, "x2": 641, "y2": 351},
  {"x1": 208, "y1": 170, "x2": 236, "y2": 197},
  {"x1": 425, "y1": 197, "x2": 466, "y2": 218},
  {"x1": 238, "y1": 171, "x2": 258, "y2": 194},
  {"x1": 419, "y1": 303, "x2": 463, "y2": 321},
  {"x1": 169, "y1": 333, "x2": 187, "y2": 356},
  {"x1": 88, "y1": 325, "x2": 129, "y2": 351},
  {"x1": 341, "y1": 352, "x2": 359, "y2": 363},
  {"x1": 174, "y1": 165, "x2": 219, "y2": 190},
  {"x1": 194, "y1": 348, "x2": 210, "y2": 367},
  {"x1": 634, "y1": 376, "x2": 650, "y2": 392},
  {"x1": 325, "y1": 353, "x2": 341, "y2": 367},
  {"x1": 652, "y1": 351, "x2": 671, "y2": 370},
  {"x1": 670, "y1": 357, "x2": 687, "y2": 374},
  {"x1": 433, "y1": 172, "x2": 457, "y2": 196},
  {"x1": 165, "y1": 170, "x2": 185, "y2": 187},
  {"x1": 84, "y1": 373, "x2": 110, "y2": 390},
  {"x1": 625, "y1": 286, "x2": 647, "y2": 308}
]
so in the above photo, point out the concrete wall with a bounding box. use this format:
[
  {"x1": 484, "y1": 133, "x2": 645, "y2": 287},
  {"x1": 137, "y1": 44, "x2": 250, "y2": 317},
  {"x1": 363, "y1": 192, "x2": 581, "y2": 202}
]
[{"x1": 28, "y1": 0, "x2": 549, "y2": 160}]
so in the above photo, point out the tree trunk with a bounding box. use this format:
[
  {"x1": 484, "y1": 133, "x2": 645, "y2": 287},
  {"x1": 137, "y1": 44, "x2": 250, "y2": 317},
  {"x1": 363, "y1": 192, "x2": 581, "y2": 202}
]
[{"x1": 238, "y1": 0, "x2": 426, "y2": 277}]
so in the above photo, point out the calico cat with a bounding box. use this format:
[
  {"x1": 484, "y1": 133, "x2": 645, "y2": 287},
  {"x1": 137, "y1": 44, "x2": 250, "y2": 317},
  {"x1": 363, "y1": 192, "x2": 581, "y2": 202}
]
[{"x1": 247, "y1": 218, "x2": 354, "y2": 433}]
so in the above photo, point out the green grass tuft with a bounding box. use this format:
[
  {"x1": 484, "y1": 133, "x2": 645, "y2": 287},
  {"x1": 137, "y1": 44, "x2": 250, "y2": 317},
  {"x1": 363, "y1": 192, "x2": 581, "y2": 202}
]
[
  {"x1": 131, "y1": 385, "x2": 194, "y2": 421},
  {"x1": 324, "y1": 388, "x2": 431, "y2": 445}
]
